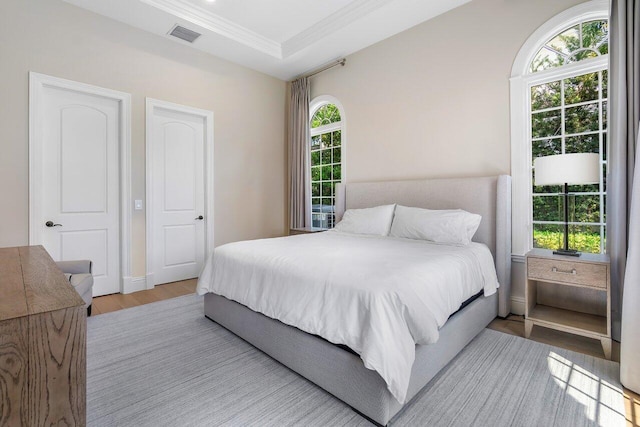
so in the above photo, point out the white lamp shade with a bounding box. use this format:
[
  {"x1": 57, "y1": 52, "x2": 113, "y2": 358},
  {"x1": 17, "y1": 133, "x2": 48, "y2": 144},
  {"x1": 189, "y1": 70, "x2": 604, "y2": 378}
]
[{"x1": 534, "y1": 153, "x2": 600, "y2": 186}]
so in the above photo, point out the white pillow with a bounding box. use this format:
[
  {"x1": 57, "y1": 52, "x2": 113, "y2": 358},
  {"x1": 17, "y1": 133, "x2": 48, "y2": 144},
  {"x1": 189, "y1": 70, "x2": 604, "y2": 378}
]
[
  {"x1": 333, "y1": 204, "x2": 396, "y2": 236},
  {"x1": 389, "y1": 205, "x2": 481, "y2": 245}
]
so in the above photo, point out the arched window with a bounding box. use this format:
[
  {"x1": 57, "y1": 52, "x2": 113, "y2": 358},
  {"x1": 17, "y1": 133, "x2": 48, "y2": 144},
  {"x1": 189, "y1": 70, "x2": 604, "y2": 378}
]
[
  {"x1": 510, "y1": 1, "x2": 608, "y2": 256},
  {"x1": 309, "y1": 96, "x2": 345, "y2": 229}
]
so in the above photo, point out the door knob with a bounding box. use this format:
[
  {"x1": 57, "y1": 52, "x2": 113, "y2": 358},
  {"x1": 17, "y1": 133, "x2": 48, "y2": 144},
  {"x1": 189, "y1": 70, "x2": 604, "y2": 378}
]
[
  {"x1": 45, "y1": 221, "x2": 62, "y2": 227},
  {"x1": 195, "y1": 215, "x2": 204, "y2": 220}
]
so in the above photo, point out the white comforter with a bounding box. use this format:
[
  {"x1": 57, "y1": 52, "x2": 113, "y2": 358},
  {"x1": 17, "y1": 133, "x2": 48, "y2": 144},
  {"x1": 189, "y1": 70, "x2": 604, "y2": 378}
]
[{"x1": 197, "y1": 231, "x2": 499, "y2": 403}]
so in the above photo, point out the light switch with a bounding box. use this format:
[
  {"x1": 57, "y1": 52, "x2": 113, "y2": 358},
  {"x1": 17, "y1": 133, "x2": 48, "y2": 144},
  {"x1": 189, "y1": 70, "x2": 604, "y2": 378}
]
[{"x1": 135, "y1": 199, "x2": 143, "y2": 210}]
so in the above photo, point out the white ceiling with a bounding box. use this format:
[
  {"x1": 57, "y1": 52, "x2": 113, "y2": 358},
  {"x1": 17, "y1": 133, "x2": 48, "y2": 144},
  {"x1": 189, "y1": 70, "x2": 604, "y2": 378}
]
[{"x1": 62, "y1": 0, "x2": 471, "y2": 80}]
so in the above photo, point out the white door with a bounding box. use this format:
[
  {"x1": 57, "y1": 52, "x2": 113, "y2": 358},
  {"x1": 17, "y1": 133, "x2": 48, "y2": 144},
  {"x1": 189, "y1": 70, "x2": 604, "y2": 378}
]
[
  {"x1": 148, "y1": 103, "x2": 207, "y2": 285},
  {"x1": 38, "y1": 85, "x2": 121, "y2": 296}
]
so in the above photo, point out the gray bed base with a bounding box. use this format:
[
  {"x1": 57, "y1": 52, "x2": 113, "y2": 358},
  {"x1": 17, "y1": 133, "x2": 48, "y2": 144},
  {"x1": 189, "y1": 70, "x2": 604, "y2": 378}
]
[
  {"x1": 203, "y1": 175, "x2": 511, "y2": 425},
  {"x1": 204, "y1": 291, "x2": 497, "y2": 425}
]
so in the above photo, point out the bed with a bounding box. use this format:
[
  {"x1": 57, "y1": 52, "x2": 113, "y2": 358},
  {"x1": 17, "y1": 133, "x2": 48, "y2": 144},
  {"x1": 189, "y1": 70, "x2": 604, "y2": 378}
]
[{"x1": 198, "y1": 175, "x2": 511, "y2": 425}]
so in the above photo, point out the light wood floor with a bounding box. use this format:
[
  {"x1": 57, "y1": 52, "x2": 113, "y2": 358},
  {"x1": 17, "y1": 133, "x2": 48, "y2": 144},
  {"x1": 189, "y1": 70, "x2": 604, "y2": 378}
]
[
  {"x1": 93, "y1": 280, "x2": 639, "y2": 426},
  {"x1": 91, "y1": 278, "x2": 196, "y2": 315}
]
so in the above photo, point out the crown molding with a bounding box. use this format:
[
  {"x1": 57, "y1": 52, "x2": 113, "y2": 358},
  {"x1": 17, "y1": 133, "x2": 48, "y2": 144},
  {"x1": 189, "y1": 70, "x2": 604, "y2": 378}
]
[
  {"x1": 282, "y1": 0, "x2": 394, "y2": 58},
  {"x1": 140, "y1": 0, "x2": 282, "y2": 58},
  {"x1": 140, "y1": 0, "x2": 397, "y2": 60}
]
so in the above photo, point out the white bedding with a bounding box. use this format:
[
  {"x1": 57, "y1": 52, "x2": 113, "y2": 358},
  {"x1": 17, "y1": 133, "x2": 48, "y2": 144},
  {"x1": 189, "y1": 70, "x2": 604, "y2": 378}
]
[{"x1": 196, "y1": 231, "x2": 499, "y2": 403}]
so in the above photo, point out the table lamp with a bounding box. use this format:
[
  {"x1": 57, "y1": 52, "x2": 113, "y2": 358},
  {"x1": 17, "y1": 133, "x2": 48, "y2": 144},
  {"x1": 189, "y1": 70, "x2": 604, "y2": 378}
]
[{"x1": 533, "y1": 153, "x2": 600, "y2": 256}]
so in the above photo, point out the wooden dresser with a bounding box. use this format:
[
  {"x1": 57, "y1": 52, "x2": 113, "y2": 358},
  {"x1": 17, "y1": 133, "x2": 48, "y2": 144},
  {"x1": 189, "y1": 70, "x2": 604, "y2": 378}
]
[{"x1": 0, "y1": 246, "x2": 86, "y2": 426}]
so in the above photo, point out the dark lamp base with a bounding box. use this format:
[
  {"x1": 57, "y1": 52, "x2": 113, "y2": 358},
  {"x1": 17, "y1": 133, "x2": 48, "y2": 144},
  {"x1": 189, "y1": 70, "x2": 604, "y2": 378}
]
[{"x1": 553, "y1": 248, "x2": 581, "y2": 257}]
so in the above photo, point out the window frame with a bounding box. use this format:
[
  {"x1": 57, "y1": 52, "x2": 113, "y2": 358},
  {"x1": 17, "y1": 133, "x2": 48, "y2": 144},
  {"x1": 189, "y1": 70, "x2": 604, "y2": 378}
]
[
  {"x1": 510, "y1": 0, "x2": 608, "y2": 257},
  {"x1": 309, "y1": 95, "x2": 346, "y2": 229}
]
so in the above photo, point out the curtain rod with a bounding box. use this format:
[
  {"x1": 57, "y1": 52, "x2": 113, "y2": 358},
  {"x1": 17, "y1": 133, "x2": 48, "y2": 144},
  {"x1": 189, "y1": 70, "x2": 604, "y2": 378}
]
[{"x1": 297, "y1": 58, "x2": 346, "y2": 80}]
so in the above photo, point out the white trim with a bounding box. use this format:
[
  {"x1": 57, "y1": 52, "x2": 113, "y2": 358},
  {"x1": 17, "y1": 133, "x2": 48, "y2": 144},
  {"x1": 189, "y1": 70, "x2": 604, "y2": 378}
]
[
  {"x1": 145, "y1": 98, "x2": 215, "y2": 289},
  {"x1": 141, "y1": 0, "x2": 281, "y2": 58},
  {"x1": 282, "y1": 0, "x2": 393, "y2": 58},
  {"x1": 511, "y1": 296, "x2": 526, "y2": 316},
  {"x1": 122, "y1": 276, "x2": 148, "y2": 294},
  {"x1": 29, "y1": 72, "x2": 132, "y2": 293},
  {"x1": 509, "y1": 1, "x2": 608, "y2": 256}
]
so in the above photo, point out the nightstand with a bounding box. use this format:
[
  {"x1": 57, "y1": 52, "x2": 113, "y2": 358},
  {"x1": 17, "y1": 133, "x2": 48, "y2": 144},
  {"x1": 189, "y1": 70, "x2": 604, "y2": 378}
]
[
  {"x1": 289, "y1": 227, "x2": 327, "y2": 235},
  {"x1": 525, "y1": 249, "x2": 611, "y2": 359}
]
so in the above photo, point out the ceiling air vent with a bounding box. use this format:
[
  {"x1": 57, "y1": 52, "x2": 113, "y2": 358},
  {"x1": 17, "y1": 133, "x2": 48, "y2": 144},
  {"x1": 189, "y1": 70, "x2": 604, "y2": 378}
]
[{"x1": 168, "y1": 25, "x2": 201, "y2": 43}]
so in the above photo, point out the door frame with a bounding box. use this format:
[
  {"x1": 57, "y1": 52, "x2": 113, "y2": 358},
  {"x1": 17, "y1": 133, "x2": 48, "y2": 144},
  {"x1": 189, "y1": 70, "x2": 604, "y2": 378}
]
[
  {"x1": 29, "y1": 72, "x2": 133, "y2": 292},
  {"x1": 145, "y1": 98, "x2": 214, "y2": 289}
]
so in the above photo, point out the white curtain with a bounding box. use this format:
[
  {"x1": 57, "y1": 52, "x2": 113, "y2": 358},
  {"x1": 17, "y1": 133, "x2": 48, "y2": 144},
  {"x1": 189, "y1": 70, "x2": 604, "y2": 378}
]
[
  {"x1": 610, "y1": 0, "x2": 640, "y2": 393},
  {"x1": 288, "y1": 78, "x2": 311, "y2": 228}
]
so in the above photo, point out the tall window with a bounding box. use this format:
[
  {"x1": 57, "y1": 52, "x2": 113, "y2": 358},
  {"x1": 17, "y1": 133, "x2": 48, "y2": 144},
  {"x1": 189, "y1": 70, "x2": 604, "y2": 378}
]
[
  {"x1": 310, "y1": 98, "x2": 343, "y2": 229},
  {"x1": 510, "y1": 2, "x2": 609, "y2": 257},
  {"x1": 530, "y1": 20, "x2": 608, "y2": 254}
]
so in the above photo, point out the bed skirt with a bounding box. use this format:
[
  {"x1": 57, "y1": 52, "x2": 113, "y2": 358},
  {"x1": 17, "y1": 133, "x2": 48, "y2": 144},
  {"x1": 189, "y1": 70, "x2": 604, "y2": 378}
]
[{"x1": 204, "y1": 291, "x2": 498, "y2": 426}]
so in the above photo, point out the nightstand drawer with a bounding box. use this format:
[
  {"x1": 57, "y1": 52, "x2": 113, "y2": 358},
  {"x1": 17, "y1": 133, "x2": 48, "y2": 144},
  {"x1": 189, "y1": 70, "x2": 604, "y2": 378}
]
[{"x1": 527, "y1": 257, "x2": 607, "y2": 289}]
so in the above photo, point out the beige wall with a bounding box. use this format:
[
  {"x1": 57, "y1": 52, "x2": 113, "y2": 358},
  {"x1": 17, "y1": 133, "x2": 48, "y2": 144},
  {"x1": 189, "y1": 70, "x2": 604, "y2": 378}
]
[
  {"x1": 310, "y1": 0, "x2": 585, "y2": 303},
  {"x1": 0, "y1": 0, "x2": 287, "y2": 277},
  {"x1": 311, "y1": 0, "x2": 585, "y2": 182}
]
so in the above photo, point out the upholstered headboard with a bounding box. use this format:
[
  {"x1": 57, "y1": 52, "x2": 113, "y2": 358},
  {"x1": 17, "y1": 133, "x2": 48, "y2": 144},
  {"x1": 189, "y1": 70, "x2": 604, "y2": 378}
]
[{"x1": 335, "y1": 175, "x2": 512, "y2": 317}]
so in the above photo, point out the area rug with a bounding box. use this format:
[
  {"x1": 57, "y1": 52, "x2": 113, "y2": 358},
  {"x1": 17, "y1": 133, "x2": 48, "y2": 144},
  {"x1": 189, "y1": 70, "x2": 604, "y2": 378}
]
[{"x1": 87, "y1": 295, "x2": 625, "y2": 426}]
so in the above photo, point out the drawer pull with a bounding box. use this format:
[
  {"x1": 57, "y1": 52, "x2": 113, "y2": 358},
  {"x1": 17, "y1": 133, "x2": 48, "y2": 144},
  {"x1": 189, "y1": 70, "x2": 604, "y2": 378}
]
[{"x1": 552, "y1": 267, "x2": 577, "y2": 275}]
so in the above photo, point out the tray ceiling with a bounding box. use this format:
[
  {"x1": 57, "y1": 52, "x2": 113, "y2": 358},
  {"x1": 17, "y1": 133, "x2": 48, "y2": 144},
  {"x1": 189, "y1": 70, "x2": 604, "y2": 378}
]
[{"x1": 63, "y1": 0, "x2": 471, "y2": 80}]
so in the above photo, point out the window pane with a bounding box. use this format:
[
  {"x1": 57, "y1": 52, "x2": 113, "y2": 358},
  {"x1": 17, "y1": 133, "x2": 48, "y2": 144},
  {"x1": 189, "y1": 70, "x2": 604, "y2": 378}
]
[
  {"x1": 311, "y1": 183, "x2": 320, "y2": 197},
  {"x1": 567, "y1": 183, "x2": 599, "y2": 193},
  {"x1": 311, "y1": 151, "x2": 320, "y2": 166},
  {"x1": 565, "y1": 103, "x2": 599, "y2": 134},
  {"x1": 311, "y1": 198, "x2": 321, "y2": 212},
  {"x1": 564, "y1": 73, "x2": 599, "y2": 105},
  {"x1": 532, "y1": 138, "x2": 561, "y2": 160},
  {"x1": 602, "y1": 70, "x2": 608, "y2": 99},
  {"x1": 322, "y1": 165, "x2": 332, "y2": 180},
  {"x1": 533, "y1": 195, "x2": 564, "y2": 222},
  {"x1": 569, "y1": 49, "x2": 599, "y2": 62},
  {"x1": 532, "y1": 110, "x2": 561, "y2": 138},
  {"x1": 565, "y1": 133, "x2": 599, "y2": 154},
  {"x1": 530, "y1": 47, "x2": 564, "y2": 73},
  {"x1": 322, "y1": 182, "x2": 332, "y2": 197},
  {"x1": 582, "y1": 20, "x2": 608, "y2": 50},
  {"x1": 311, "y1": 166, "x2": 320, "y2": 181},
  {"x1": 548, "y1": 25, "x2": 580, "y2": 56},
  {"x1": 321, "y1": 149, "x2": 331, "y2": 164},
  {"x1": 333, "y1": 165, "x2": 341, "y2": 181},
  {"x1": 533, "y1": 183, "x2": 562, "y2": 194},
  {"x1": 531, "y1": 82, "x2": 561, "y2": 111},
  {"x1": 603, "y1": 132, "x2": 607, "y2": 161},
  {"x1": 332, "y1": 130, "x2": 342, "y2": 146},
  {"x1": 598, "y1": 43, "x2": 609, "y2": 55},
  {"x1": 533, "y1": 223, "x2": 565, "y2": 250},
  {"x1": 311, "y1": 135, "x2": 321, "y2": 150},
  {"x1": 603, "y1": 101, "x2": 607, "y2": 129},
  {"x1": 571, "y1": 194, "x2": 600, "y2": 223},
  {"x1": 321, "y1": 133, "x2": 331, "y2": 148},
  {"x1": 332, "y1": 147, "x2": 341, "y2": 163},
  {"x1": 568, "y1": 224, "x2": 601, "y2": 253},
  {"x1": 322, "y1": 198, "x2": 332, "y2": 206},
  {"x1": 311, "y1": 104, "x2": 341, "y2": 128}
]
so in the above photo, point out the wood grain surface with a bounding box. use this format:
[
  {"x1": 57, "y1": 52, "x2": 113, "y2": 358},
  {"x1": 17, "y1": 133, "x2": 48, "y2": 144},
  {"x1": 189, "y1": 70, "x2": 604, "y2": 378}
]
[
  {"x1": 0, "y1": 248, "x2": 28, "y2": 321},
  {"x1": 0, "y1": 245, "x2": 86, "y2": 426},
  {"x1": 0, "y1": 317, "x2": 28, "y2": 426}
]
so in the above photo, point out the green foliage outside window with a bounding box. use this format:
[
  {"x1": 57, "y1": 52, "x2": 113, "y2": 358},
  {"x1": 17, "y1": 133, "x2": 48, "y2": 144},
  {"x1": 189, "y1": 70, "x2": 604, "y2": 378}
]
[
  {"x1": 310, "y1": 104, "x2": 342, "y2": 228},
  {"x1": 530, "y1": 20, "x2": 608, "y2": 254}
]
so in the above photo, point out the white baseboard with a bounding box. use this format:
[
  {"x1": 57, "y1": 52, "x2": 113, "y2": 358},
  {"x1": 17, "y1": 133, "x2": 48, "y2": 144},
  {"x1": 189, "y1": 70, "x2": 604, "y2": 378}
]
[
  {"x1": 122, "y1": 276, "x2": 147, "y2": 294},
  {"x1": 511, "y1": 296, "x2": 525, "y2": 315},
  {"x1": 145, "y1": 273, "x2": 155, "y2": 290}
]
